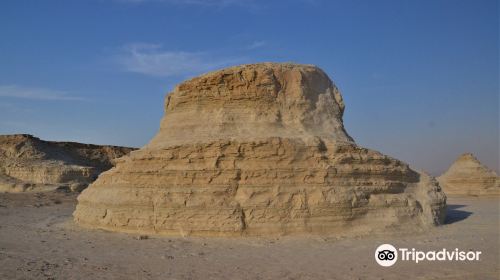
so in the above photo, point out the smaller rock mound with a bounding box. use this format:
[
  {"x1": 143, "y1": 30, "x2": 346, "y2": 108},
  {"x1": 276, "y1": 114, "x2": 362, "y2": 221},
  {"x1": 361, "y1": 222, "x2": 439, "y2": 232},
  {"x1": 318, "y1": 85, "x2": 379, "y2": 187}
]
[
  {"x1": 0, "y1": 134, "x2": 136, "y2": 192},
  {"x1": 437, "y1": 153, "x2": 500, "y2": 196}
]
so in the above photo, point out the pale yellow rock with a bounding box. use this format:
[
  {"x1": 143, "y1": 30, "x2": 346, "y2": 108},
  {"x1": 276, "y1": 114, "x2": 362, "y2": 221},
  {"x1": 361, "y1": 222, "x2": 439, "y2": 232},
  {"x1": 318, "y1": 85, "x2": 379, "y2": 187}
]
[
  {"x1": 74, "y1": 63, "x2": 446, "y2": 236},
  {"x1": 437, "y1": 153, "x2": 500, "y2": 196},
  {"x1": 0, "y1": 134, "x2": 135, "y2": 192}
]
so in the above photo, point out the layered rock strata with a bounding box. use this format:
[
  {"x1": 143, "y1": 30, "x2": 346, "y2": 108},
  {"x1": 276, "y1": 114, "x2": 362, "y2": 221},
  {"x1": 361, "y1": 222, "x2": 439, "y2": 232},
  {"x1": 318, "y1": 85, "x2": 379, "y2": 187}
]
[
  {"x1": 0, "y1": 134, "x2": 135, "y2": 192},
  {"x1": 74, "y1": 63, "x2": 446, "y2": 236},
  {"x1": 437, "y1": 153, "x2": 500, "y2": 196}
]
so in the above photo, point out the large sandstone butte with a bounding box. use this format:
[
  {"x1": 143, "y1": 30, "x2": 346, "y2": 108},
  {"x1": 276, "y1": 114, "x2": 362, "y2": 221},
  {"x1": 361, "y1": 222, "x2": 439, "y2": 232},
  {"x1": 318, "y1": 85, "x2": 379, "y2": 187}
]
[
  {"x1": 74, "y1": 63, "x2": 446, "y2": 236},
  {"x1": 437, "y1": 153, "x2": 500, "y2": 196},
  {"x1": 0, "y1": 134, "x2": 136, "y2": 192}
]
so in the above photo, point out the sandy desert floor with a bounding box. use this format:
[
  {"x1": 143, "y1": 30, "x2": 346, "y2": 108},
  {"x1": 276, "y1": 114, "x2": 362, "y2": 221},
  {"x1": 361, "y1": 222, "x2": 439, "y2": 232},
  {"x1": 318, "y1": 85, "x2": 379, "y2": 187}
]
[{"x1": 0, "y1": 192, "x2": 498, "y2": 280}]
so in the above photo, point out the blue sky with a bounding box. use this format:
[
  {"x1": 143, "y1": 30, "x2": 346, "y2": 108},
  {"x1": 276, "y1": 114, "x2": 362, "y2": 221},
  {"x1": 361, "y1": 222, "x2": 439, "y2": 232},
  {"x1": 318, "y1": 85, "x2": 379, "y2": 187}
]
[{"x1": 0, "y1": 0, "x2": 498, "y2": 175}]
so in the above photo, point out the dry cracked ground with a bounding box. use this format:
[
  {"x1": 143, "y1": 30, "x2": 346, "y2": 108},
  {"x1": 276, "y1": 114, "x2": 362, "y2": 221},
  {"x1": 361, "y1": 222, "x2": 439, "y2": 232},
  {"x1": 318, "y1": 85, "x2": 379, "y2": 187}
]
[{"x1": 0, "y1": 192, "x2": 498, "y2": 280}]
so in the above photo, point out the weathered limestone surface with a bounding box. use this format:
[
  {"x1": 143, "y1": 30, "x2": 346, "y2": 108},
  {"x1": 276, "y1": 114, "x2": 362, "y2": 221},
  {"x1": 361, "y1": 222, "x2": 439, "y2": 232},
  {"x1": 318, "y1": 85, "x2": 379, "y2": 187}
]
[
  {"x1": 0, "y1": 134, "x2": 135, "y2": 192},
  {"x1": 74, "y1": 63, "x2": 446, "y2": 236},
  {"x1": 438, "y1": 153, "x2": 500, "y2": 196}
]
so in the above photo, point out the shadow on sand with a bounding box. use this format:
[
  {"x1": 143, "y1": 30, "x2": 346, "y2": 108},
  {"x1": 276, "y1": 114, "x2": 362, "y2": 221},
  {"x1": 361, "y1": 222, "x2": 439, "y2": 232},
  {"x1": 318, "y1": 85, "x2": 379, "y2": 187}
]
[{"x1": 445, "y1": 204, "x2": 473, "y2": 224}]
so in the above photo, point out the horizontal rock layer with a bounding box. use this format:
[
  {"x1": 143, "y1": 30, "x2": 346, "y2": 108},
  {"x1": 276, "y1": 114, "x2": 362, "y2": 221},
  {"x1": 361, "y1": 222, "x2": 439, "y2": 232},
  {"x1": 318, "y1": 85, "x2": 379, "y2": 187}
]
[
  {"x1": 147, "y1": 63, "x2": 352, "y2": 149},
  {"x1": 75, "y1": 138, "x2": 445, "y2": 236}
]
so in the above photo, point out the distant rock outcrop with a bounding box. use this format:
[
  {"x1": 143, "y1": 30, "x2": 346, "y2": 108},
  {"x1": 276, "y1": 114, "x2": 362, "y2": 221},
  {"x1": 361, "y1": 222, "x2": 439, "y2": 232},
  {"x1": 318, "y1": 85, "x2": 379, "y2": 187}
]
[
  {"x1": 74, "y1": 63, "x2": 446, "y2": 237},
  {"x1": 0, "y1": 134, "x2": 136, "y2": 192},
  {"x1": 437, "y1": 153, "x2": 500, "y2": 196}
]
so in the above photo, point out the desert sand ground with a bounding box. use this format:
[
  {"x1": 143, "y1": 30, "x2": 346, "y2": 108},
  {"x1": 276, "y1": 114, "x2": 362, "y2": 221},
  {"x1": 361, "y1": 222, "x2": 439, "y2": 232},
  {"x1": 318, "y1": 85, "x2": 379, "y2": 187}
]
[{"x1": 0, "y1": 192, "x2": 498, "y2": 280}]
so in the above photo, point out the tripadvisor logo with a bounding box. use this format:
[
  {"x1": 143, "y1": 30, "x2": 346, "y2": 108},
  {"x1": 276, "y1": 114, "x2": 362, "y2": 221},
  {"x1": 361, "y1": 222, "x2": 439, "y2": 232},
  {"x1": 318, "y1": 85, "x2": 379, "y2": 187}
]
[
  {"x1": 375, "y1": 244, "x2": 482, "y2": 267},
  {"x1": 375, "y1": 244, "x2": 398, "y2": 267}
]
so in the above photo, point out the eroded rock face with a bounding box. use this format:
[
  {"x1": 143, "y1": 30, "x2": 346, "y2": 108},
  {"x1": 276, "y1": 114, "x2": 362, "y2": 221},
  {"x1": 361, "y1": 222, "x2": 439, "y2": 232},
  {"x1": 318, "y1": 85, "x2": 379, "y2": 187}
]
[
  {"x1": 0, "y1": 134, "x2": 136, "y2": 192},
  {"x1": 437, "y1": 153, "x2": 500, "y2": 196},
  {"x1": 74, "y1": 63, "x2": 446, "y2": 236}
]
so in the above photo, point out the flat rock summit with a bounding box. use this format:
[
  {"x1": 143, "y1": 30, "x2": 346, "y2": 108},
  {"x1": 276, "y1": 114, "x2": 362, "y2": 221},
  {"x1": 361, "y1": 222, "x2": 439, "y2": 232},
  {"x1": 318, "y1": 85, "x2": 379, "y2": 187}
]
[
  {"x1": 438, "y1": 153, "x2": 500, "y2": 196},
  {"x1": 74, "y1": 63, "x2": 447, "y2": 236},
  {"x1": 0, "y1": 134, "x2": 135, "y2": 192}
]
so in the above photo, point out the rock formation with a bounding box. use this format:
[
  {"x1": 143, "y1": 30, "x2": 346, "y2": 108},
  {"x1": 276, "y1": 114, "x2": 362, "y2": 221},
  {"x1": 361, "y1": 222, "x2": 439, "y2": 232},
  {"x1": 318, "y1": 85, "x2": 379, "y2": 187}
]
[
  {"x1": 0, "y1": 134, "x2": 136, "y2": 192},
  {"x1": 437, "y1": 153, "x2": 500, "y2": 196},
  {"x1": 74, "y1": 63, "x2": 446, "y2": 236}
]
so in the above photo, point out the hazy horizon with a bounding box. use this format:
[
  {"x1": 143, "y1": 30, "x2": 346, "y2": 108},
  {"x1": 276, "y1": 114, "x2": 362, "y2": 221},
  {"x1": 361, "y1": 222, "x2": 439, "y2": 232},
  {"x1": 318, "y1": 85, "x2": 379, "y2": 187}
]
[{"x1": 1, "y1": 0, "x2": 498, "y2": 175}]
